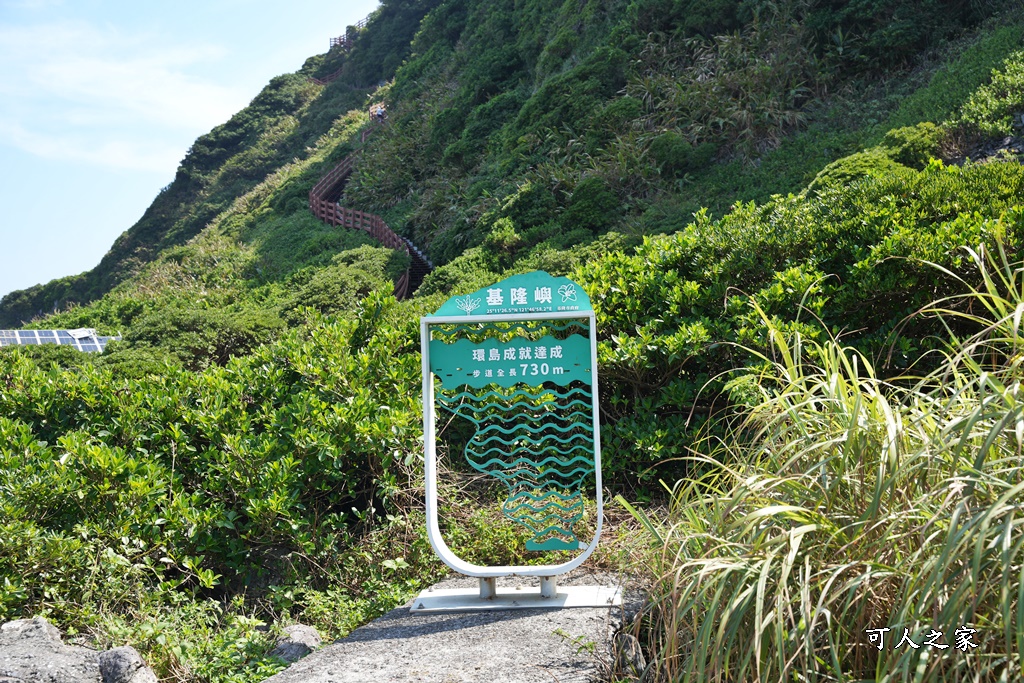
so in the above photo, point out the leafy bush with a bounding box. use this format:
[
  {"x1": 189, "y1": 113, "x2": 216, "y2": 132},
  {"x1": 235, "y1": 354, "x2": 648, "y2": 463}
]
[
  {"x1": 94, "y1": 344, "x2": 179, "y2": 379},
  {"x1": 481, "y1": 217, "x2": 523, "y2": 271},
  {"x1": 578, "y1": 159, "x2": 1024, "y2": 481},
  {"x1": 814, "y1": 119, "x2": 973, "y2": 194},
  {"x1": 650, "y1": 132, "x2": 717, "y2": 177},
  {"x1": 560, "y1": 177, "x2": 621, "y2": 233},
  {"x1": 0, "y1": 297, "x2": 432, "y2": 677},
  {"x1": 953, "y1": 50, "x2": 1024, "y2": 137},
  {"x1": 808, "y1": 147, "x2": 910, "y2": 190},
  {"x1": 879, "y1": 121, "x2": 945, "y2": 167},
  {"x1": 280, "y1": 258, "x2": 393, "y2": 324},
  {"x1": 0, "y1": 343, "x2": 96, "y2": 371},
  {"x1": 122, "y1": 306, "x2": 284, "y2": 370}
]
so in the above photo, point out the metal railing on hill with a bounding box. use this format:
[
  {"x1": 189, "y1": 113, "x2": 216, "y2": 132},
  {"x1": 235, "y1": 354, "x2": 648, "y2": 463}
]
[{"x1": 308, "y1": 125, "x2": 432, "y2": 299}]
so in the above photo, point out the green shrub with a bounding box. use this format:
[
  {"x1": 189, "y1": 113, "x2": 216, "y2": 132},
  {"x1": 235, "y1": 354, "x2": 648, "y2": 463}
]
[
  {"x1": 808, "y1": 147, "x2": 910, "y2": 191},
  {"x1": 481, "y1": 217, "x2": 523, "y2": 271},
  {"x1": 953, "y1": 50, "x2": 1024, "y2": 137},
  {"x1": 586, "y1": 96, "x2": 644, "y2": 150},
  {"x1": 123, "y1": 306, "x2": 284, "y2": 370},
  {"x1": 650, "y1": 132, "x2": 717, "y2": 177},
  {"x1": 0, "y1": 297, "x2": 427, "y2": 650},
  {"x1": 809, "y1": 122, "x2": 944, "y2": 191},
  {"x1": 560, "y1": 177, "x2": 620, "y2": 233},
  {"x1": 879, "y1": 122, "x2": 944, "y2": 168},
  {"x1": 281, "y1": 263, "x2": 390, "y2": 324},
  {"x1": 95, "y1": 344, "x2": 179, "y2": 378},
  {"x1": 0, "y1": 343, "x2": 96, "y2": 371},
  {"x1": 496, "y1": 181, "x2": 558, "y2": 232},
  {"x1": 578, "y1": 159, "x2": 1024, "y2": 481}
]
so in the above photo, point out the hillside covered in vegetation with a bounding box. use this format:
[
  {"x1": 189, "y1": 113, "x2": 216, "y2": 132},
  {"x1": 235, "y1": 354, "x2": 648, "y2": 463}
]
[{"x1": 4, "y1": 0, "x2": 1024, "y2": 680}]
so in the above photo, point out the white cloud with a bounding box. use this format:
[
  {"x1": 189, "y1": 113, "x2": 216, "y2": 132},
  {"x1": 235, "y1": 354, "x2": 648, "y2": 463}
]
[
  {"x1": 0, "y1": 19, "x2": 249, "y2": 171},
  {"x1": 0, "y1": 119, "x2": 184, "y2": 172}
]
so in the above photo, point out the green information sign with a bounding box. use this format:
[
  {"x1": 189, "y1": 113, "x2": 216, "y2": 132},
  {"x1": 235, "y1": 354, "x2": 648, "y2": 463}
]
[
  {"x1": 420, "y1": 271, "x2": 604, "y2": 583},
  {"x1": 429, "y1": 334, "x2": 591, "y2": 389},
  {"x1": 430, "y1": 271, "x2": 592, "y2": 317}
]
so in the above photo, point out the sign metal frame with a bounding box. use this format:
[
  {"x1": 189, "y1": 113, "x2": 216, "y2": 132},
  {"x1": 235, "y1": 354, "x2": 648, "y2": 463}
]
[{"x1": 420, "y1": 309, "x2": 604, "y2": 580}]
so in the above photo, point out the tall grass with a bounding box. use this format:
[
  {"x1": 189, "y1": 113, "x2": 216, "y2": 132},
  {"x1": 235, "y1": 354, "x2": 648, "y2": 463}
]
[{"x1": 630, "y1": 244, "x2": 1024, "y2": 681}]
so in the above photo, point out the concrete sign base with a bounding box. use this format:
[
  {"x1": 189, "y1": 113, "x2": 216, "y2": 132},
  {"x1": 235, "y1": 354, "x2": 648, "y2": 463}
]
[{"x1": 410, "y1": 583, "x2": 621, "y2": 613}]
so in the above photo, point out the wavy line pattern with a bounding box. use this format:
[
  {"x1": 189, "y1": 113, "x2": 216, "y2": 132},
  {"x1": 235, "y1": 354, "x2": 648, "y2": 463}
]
[
  {"x1": 468, "y1": 453, "x2": 595, "y2": 469},
  {"x1": 437, "y1": 343, "x2": 596, "y2": 551},
  {"x1": 478, "y1": 419, "x2": 593, "y2": 435}
]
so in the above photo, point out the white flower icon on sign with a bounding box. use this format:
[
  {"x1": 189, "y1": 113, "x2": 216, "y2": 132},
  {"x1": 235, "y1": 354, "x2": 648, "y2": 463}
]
[
  {"x1": 558, "y1": 284, "x2": 577, "y2": 302},
  {"x1": 456, "y1": 295, "x2": 481, "y2": 315}
]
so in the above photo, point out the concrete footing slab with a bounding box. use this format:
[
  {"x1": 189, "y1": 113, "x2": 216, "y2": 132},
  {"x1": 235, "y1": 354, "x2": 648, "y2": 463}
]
[{"x1": 263, "y1": 570, "x2": 635, "y2": 683}]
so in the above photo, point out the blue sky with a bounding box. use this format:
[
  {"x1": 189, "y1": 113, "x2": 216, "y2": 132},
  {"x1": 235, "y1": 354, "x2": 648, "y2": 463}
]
[{"x1": 0, "y1": 0, "x2": 379, "y2": 300}]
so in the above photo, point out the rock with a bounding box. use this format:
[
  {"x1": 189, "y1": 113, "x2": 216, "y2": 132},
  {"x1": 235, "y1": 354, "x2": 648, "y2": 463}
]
[
  {"x1": 0, "y1": 617, "x2": 100, "y2": 682},
  {"x1": 613, "y1": 632, "x2": 647, "y2": 679},
  {"x1": 1, "y1": 617, "x2": 64, "y2": 644},
  {"x1": 97, "y1": 647, "x2": 158, "y2": 683},
  {"x1": 950, "y1": 135, "x2": 1024, "y2": 166},
  {"x1": 0, "y1": 619, "x2": 156, "y2": 683},
  {"x1": 269, "y1": 624, "x2": 322, "y2": 663}
]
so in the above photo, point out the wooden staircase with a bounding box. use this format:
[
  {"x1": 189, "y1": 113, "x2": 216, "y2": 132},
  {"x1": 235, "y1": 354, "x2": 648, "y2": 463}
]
[
  {"x1": 329, "y1": 16, "x2": 368, "y2": 51},
  {"x1": 308, "y1": 17, "x2": 431, "y2": 298},
  {"x1": 313, "y1": 16, "x2": 370, "y2": 86},
  {"x1": 308, "y1": 129, "x2": 432, "y2": 299}
]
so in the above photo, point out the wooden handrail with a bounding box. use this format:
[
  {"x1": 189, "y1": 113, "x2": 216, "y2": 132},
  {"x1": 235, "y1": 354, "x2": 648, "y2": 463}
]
[
  {"x1": 328, "y1": 16, "x2": 370, "y2": 51},
  {"x1": 315, "y1": 14, "x2": 372, "y2": 84},
  {"x1": 312, "y1": 70, "x2": 342, "y2": 86},
  {"x1": 307, "y1": 126, "x2": 432, "y2": 298},
  {"x1": 309, "y1": 153, "x2": 357, "y2": 200}
]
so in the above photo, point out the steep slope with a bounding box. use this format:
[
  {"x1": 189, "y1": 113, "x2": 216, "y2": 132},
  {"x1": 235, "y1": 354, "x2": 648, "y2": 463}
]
[
  {"x1": 3, "y1": 0, "x2": 1018, "y2": 337},
  {"x1": 0, "y1": 0, "x2": 440, "y2": 327},
  {"x1": 343, "y1": 0, "x2": 1023, "y2": 268}
]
